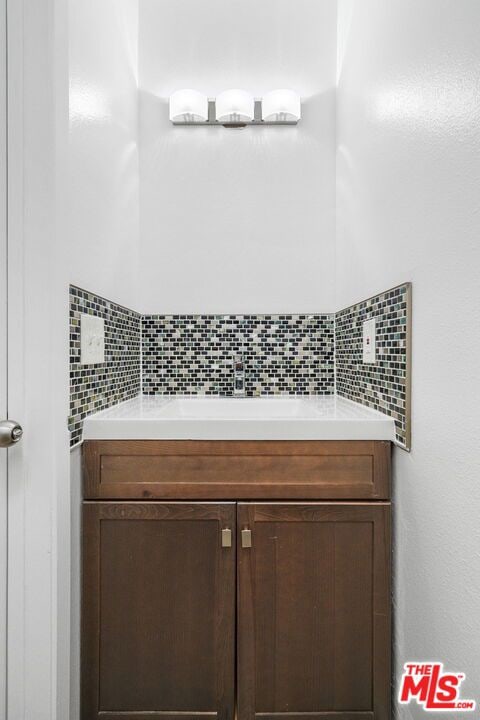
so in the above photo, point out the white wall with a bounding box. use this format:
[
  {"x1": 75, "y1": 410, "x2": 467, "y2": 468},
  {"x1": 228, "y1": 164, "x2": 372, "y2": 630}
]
[
  {"x1": 137, "y1": 0, "x2": 337, "y2": 314},
  {"x1": 336, "y1": 0, "x2": 480, "y2": 712},
  {"x1": 68, "y1": 3, "x2": 140, "y2": 717},
  {"x1": 68, "y1": 0, "x2": 139, "y2": 310}
]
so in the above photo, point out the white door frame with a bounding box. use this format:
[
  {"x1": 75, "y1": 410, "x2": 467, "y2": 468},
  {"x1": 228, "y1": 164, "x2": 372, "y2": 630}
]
[
  {"x1": 6, "y1": 0, "x2": 71, "y2": 717},
  {"x1": 0, "y1": 0, "x2": 7, "y2": 713}
]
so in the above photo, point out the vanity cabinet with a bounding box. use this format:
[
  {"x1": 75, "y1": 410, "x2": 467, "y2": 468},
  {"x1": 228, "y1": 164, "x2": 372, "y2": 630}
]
[{"x1": 82, "y1": 441, "x2": 391, "y2": 720}]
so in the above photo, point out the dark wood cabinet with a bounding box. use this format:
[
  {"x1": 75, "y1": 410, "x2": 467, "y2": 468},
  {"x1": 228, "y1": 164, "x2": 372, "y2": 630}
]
[
  {"x1": 82, "y1": 502, "x2": 236, "y2": 720},
  {"x1": 82, "y1": 441, "x2": 391, "y2": 720},
  {"x1": 237, "y1": 502, "x2": 391, "y2": 720}
]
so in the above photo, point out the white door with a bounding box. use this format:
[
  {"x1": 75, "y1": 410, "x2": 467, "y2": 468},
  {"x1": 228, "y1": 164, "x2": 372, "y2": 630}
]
[{"x1": 2, "y1": 0, "x2": 71, "y2": 717}]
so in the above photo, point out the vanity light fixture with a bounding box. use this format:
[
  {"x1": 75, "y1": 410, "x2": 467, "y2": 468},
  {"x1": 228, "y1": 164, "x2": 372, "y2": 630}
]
[
  {"x1": 169, "y1": 89, "x2": 209, "y2": 123},
  {"x1": 215, "y1": 89, "x2": 255, "y2": 124},
  {"x1": 169, "y1": 89, "x2": 301, "y2": 127},
  {"x1": 262, "y1": 89, "x2": 301, "y2": 123}
]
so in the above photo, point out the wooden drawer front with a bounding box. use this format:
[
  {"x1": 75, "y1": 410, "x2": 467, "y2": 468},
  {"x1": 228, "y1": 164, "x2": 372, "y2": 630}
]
[{"x1": 83, "y1": 441, "x2": 391, "y2": 500}]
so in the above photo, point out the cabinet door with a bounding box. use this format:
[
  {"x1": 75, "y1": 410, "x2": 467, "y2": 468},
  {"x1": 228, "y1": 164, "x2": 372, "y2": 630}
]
[
  {"x1": 82, "y1": 502, "x2": 236, "y2": 720},
  {"x1": 237, "y1": 503, "x2": 390, "y2": 720}
]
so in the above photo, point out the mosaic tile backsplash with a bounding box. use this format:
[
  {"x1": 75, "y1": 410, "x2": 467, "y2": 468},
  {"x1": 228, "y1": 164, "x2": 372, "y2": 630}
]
[
  {"x1": 142, "y1": 315, "x2": 335, "y2": 396},
  {"x1": 69, "y1": 285, "x2": 411, "y2": 449},
  {"x1": 335, "y1": 283, "x2": 412, "y2": 449},
  {"x1": 69, "y1": 286, "x2": 141, "y2": 447}
]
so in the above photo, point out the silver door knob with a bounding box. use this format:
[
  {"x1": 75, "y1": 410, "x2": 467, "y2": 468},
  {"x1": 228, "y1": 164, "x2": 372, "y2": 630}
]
[{"x1": 0, "y1": 420, "x2": 23, "y2": 448}]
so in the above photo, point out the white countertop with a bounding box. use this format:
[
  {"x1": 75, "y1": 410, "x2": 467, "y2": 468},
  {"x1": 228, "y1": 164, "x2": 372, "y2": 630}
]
[{"x1": 82, "y1": 395, "x2": 395, "y2": 442}]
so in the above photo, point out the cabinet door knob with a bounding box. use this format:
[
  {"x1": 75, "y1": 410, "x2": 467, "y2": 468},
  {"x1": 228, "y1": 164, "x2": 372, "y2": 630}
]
[
  {"x1": 221, "y1": 528, "x2": 232, "y2": 548},
  {"x1": 241, "y1": 528, "x2": 252, "y2": 548}
]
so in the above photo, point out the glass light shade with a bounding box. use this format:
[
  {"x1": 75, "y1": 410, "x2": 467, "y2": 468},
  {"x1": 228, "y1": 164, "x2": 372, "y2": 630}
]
[
  {"x1": 169, "y1": 89, "x2": 209, "y2": 123},
  {"x1": 262, "y1": 89, "x2": 301, "y2": 122},
  {"x1": 216, "y1": 89, "x2": 254, "y2": 123}
]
